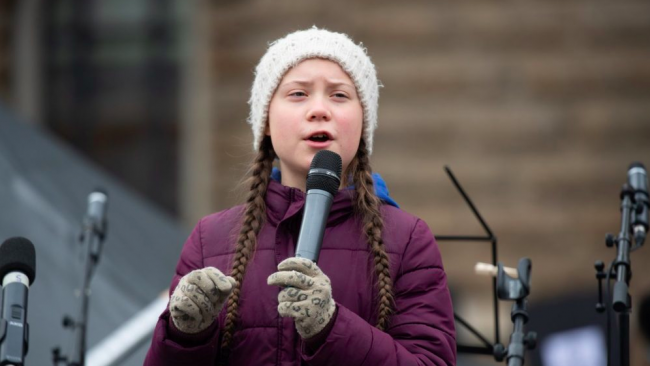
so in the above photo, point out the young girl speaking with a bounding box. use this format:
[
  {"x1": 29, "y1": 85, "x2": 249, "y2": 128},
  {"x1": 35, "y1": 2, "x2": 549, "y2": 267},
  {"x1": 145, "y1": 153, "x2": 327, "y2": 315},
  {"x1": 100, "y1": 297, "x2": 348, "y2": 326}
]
[{"x1": 145, "y1": 27, "x2": 456, "y2": 366}]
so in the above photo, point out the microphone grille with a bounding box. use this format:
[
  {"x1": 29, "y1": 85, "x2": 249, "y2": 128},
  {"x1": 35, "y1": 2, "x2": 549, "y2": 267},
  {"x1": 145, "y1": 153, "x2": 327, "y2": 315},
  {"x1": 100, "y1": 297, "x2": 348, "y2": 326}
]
[
  {"x1": 629, "y1": 161, "x2": 646, "y2": 171},
  {"x1": 307, "y1": 150, "x2": 342, "y2": 195},
  {"x1": 0, "y1": 237, "x2": 36, "y2": 284}
]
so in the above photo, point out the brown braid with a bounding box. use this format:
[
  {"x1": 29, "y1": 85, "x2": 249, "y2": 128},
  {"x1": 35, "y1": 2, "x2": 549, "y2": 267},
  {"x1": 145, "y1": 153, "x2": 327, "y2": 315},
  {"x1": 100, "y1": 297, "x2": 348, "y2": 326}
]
[
  {"x1": 220, "y1": 136, "x2": 275, "y2": 361},
  {"x1": 349, "y1": 139, "x2": 395, "y2": 331}
]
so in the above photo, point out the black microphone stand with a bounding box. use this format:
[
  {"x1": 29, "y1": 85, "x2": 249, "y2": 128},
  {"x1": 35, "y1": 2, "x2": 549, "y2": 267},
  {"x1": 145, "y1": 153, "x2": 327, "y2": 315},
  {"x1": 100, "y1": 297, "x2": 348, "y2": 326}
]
[
  {"x1": 492, "y1": 258, "x2": 536, "y2": 366},
  {"x1": 53, "y1": 191, "x2": 108, "y2": 366},
  {"x1": 595, "y1": 184, "x2": 639, "y2": 366}
]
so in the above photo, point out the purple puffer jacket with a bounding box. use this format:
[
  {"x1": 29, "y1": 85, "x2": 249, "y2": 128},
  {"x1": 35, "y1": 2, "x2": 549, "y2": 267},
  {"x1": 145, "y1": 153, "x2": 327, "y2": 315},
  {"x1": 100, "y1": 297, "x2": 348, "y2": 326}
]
[{"x1": 145, "y1": 180, "x2": 456, "y2": 365}]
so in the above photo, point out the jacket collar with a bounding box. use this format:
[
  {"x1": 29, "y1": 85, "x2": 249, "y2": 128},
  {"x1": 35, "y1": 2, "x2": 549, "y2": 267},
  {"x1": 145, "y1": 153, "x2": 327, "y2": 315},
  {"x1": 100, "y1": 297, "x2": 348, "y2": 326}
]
[
  {"x1": 265, "y1": 179, "x2": 357, "y2": 226},
  {"x1": 265, "y1": 168, "x2": 399, "y2": 226}
]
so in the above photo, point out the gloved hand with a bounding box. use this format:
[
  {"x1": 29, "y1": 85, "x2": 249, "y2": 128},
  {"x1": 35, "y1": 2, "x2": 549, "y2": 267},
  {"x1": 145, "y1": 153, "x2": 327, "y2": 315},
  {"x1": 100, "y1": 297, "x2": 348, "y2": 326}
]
[
  {"x1": 267, "y1": 257, "x2": 336, "y2": 339},
  {"x1": 169, "y1": 267, "x2": 236, "y2": 334}
]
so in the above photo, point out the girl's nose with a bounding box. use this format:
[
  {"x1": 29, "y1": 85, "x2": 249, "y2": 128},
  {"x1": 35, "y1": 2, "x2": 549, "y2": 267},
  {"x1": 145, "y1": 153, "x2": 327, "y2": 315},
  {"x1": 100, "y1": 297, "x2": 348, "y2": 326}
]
[{"x1": 307, "y1": 98, "x2": 332, "y2": 122}]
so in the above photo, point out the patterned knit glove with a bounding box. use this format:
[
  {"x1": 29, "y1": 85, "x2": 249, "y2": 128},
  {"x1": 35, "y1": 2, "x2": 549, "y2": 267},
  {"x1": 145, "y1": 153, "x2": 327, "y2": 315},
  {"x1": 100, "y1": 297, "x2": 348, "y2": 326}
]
[
  {"x1": 267, "y1": 257, "x2": 336, "y2": 339},
  {"x1": 169, "y1": 267, "x2": 236, "y2": 334}
]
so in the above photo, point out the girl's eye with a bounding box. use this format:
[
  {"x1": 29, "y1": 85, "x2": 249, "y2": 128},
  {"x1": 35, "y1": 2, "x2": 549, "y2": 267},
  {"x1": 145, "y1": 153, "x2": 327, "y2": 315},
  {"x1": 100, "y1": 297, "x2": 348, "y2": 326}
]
[
  {"x1": 333, "y1": 92, "x2": 348, "y2": 99},
  {"x1": 289, "y1": 91, "x2": 307, "y2": 97}
]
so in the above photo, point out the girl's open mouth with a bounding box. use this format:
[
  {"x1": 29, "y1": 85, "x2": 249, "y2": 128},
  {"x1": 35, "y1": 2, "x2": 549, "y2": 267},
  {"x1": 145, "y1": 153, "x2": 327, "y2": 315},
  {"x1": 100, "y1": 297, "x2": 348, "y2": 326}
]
[{"x1": 308, "y1": 133, "x2": 330, "y2": 142}]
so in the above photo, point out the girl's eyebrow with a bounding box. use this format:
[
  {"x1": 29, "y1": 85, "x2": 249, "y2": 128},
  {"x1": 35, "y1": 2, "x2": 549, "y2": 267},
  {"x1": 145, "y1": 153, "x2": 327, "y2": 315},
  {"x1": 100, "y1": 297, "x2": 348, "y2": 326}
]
[{"x1": 280, "y1": 79, "x2": 355, "y2": 89}]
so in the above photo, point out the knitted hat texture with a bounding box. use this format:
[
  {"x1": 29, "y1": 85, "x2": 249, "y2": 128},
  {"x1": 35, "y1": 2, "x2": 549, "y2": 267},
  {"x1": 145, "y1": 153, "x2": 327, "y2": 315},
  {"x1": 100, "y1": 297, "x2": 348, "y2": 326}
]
[{"x1": 248, "y1": 27, "x2": 380, "y2": 154}]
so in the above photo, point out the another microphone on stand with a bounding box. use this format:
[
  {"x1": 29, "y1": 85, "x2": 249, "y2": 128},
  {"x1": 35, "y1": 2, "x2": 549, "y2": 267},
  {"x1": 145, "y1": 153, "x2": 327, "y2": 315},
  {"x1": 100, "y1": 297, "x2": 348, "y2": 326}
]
[
  {"x1": 295, "y1": 150, "x2": 342, "y2": 263},
  {"x1": 628, "y1": 162, "x2": 648, "y2": 248},
  {"x1": 0, "y1": 237, "x2": 36, "y2": 366},
  {"x1": 52, "y1": 189, "x2": 109, "y2": 366}
]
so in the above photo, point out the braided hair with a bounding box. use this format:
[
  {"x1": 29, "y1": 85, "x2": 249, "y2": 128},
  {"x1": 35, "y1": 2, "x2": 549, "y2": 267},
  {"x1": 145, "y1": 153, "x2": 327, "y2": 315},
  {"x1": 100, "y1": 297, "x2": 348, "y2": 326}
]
[
  {"x1": 220, "y1": 136, "x2": 275, "y2": 361},
  {"x1": 346, "y1": 139, "x2": 394, "y2": 330}
]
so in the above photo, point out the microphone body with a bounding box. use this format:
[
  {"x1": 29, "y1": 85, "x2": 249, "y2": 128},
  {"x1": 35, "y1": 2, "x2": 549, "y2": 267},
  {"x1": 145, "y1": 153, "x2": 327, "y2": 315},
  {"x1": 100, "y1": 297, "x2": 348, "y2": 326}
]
[
  {"x1": 295, "y1": 151, "x2": 342, "y2": 263},
  {"x1": 1, "y1": 273, "x2": 29, "y2": 366},
  {"x1": 0, "y1": 238, "x2": 36, "y2": 366},
  {"x1": 295, "y1": 189, "x2": 334, "y2": 262},
  {"x1": 86, "y1": 190, "x2": 108, "y2": 239},
  {"x1": 628, "y1": 163, "x2": 649, "y2": 247}
]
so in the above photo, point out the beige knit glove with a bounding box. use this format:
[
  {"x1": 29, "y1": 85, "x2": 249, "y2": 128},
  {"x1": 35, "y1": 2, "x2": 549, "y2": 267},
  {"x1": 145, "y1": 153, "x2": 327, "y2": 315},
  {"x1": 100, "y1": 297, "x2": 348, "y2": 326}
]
[
  {"x1": 267, "y1": 257, "x2": 336, "y2": 339},
  {"x1": 169, "y1": 267, "x2": 236, "y2": 334}
]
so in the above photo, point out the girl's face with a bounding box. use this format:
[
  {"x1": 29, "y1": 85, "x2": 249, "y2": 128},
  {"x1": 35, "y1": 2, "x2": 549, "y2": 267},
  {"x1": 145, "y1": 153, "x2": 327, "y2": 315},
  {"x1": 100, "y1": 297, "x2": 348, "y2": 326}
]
[{"x1": 267, "y1": 58, "x2": 363, "y2": 191}]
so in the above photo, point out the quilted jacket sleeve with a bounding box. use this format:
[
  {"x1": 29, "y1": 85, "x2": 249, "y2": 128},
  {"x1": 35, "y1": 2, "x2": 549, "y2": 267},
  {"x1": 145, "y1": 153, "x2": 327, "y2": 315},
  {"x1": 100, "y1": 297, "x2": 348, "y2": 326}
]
[
  {"x1": 301, "y1": 218, "x2": 456, "y2": 366},
  {"x1": 144, "y1": 219, "x2": 223, "y2": 366}
]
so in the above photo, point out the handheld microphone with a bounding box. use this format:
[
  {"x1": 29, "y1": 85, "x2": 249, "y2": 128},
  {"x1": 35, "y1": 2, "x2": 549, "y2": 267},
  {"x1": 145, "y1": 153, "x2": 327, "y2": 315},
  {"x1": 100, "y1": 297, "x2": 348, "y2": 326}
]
[
  {"x1": 295, "y1": 150, "x2": 342, "y2": 263},
  {"x1": 628, "y1": 162, "x2": 648, "y2": 247},
  {"x1": 0, "y1": 237, "x2": 36, "y2": 366}
]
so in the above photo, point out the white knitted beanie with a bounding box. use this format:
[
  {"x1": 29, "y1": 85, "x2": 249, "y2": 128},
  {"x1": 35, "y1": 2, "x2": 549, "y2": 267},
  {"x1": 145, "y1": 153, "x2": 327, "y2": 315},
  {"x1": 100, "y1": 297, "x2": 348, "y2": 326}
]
[{"x1": 248, "y1": 26, "x2": 380, "y2": 154}]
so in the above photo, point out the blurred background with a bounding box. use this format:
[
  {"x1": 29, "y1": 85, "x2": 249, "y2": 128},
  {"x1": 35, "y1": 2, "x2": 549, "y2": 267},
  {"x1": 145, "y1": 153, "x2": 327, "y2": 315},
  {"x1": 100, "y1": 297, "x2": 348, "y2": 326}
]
[{"x1": 1, "y1": 0, "x2": 650, "y2": 365}]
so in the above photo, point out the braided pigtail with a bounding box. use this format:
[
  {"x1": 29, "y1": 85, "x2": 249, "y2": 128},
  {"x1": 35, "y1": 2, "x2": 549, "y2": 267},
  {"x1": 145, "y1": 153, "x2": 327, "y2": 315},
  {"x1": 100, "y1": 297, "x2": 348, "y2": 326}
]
[
  {"x1": 220, "y1": 136, "x2": 275, "y2": 361},
  {"x1": 350, "y1": 139, "x2": 395, "y2": 331}
]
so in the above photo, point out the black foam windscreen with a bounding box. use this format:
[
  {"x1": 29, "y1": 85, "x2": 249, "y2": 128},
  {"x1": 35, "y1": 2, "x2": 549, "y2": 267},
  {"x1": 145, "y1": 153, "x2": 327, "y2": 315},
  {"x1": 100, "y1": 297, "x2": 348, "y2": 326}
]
[
  {"x1": 306, "y1": 150, "x2": 342, "y2": 196},
  {"x1": 0, "y1": 237, "x2": 36, "y2": 284}
]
